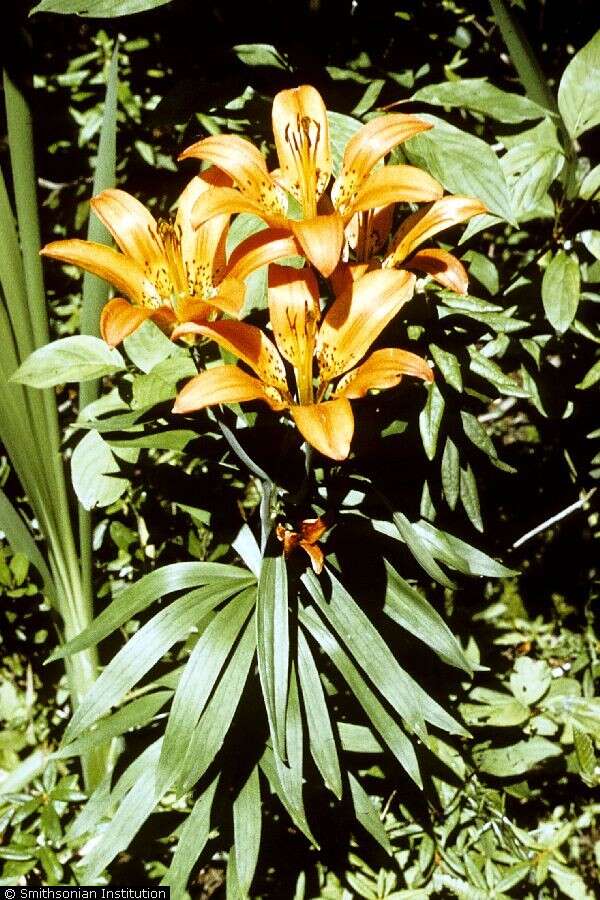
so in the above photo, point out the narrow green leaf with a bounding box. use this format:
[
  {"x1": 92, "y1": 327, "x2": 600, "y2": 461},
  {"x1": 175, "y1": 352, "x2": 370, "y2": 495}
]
[
  {"x1": 460, "y1": 411, "x2": 497, "y2": 460},
  {"x1": 157, "y1": 587, "x2": 256, "y2": 791},
  {"x1": 300, "y1": 607, "x2": 422, "y2": 786},
  {"x1": 542, "y1": 250, "x2": 581, "y2": 333},
  {"x1": 178, "y1": 614, "x2": 257, "y2": 793},
  {"x1": 257, "y1": 551, "x2": 289, "y2": 761},
  {"x1": 0, "y1": 488, "x2": 54, "y2": 597},
  {"x1": 233, "y1": 43, "x2": 289, "y2": 70},
  {"x1": 338, "y1": 723, "x2": 382, "y2": 754},
  {"x1": 393, "y1": 510, "x2": 455, "y2": 588},
  {"x1": 233, "y1": 766, "x2": 262, "y2": 897},
  {"x1": 441, "y1": 437, "x2": 460, "y2": 510},
  {"x1": 49, "y1": 562, "x2": 253, "y2": 660},
  {"x1": 64, "y1": 581, "x2": 243, "y2": 742},
  {"x1": 348, "y1": 773, "x2": 392, "y2": 855},
  {"x1": 161, "y1": 775, "x2": 220, "y2": 893},
  {"x1": 419, "y1": 382, "x2": 445, "y2": 460},
  {"x1": 429, "y1": 344, "x2": 462, "y2": 392},
  {"x1": 460, "y1": 464, "x2": 484, "y2": 532},
  {"x1": 468, "y1": 348, "x2": 530, "y2": 397},
  {"x1": 31, "y1": 0, "x2": 173, "y2": 15},
  {"x1": 383, "y1": 560, "x2": 471, "y2": 673},
  {"x1": 411, "y1": 520, "x2": 516, "y2": 577},
  {"x1": 557, "y1": 30, "x2": 600, "y2": 139},
  {"x1": 12, "y1": 336, "x2": 125, "y2": 388},
  {"x1": 259, "y1": 741, "x2": 317, "y2": 847},
  {"x1": 297, "y1": 630, "x2": 343, "y2": 799},
  {"x1": 54, "y1": 691, "x2": 171, "y2": 760}
]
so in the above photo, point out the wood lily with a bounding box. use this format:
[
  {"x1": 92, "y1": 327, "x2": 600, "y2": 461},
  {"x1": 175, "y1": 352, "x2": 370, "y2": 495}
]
[
  {"x1": 276, "y1": 517, "x2": 328, "y2": 574},
  {"x1": 179, "y1": 85, "x2": 443, "y2": 278},
  {"x1": 172, "y1": 265, "x2": 433, "y2": 460},
  {"x1": 41, "y1": 171, "x2": 294, "y2": 346}
]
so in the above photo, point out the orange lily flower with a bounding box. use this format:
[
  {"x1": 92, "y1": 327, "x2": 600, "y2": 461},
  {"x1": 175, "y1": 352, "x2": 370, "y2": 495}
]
[
  {"x1": 179, "y1": 85, "x2": 443, "y2": 278},
  {"x1": 41, "y1": 170, "x2": 297, "y2": 347},
  {"x1": 345, "y1": 195, "x2": 488, "y2": 295},
  {"x1": 172, "y1": 265, "x2": 433, "y2": 461},
  {"x1": 276, "y1": 517, "x2": 328, "y2": 574}
]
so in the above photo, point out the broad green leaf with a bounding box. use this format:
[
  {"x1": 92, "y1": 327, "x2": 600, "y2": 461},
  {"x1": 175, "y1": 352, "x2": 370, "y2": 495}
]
[
  {"x1": 441, "y1": 437, "x2": 460, "y2": 510},
  {"x1": 412, "y1": 78, "x2": 548, "y2": 123},
  {"x1": 327, "y1": 111, "x2": 361, "y2": 175},
  {"x1": 300, "y1": 607, "x2": 422, "y2": 786},
  {"x1": 542, "y1": 250, "x2": 581, "y2": 333},
  {"x1": 419, "y1": 382, "x2": 444, "y2": 460},
  {"x1": 500, "y1": 119, "x2": 563, "y2": 217},
  {"x1": 573, "y1": 728, "x2": 596, "y2": 778},
  {"x1": 557, "y1": 30, "x2": 600, "y2": 138},
  {"x1": 411, "y1": 520, "x2": 516, "y2": 577},
  {"x1": 348, "y1": 773, "x2": 392, "y2": 855},
  {"x1": 131, "y1": 354, "x2": 196, "y2": 409},
  {"x1": 461, "y1": 689, "x2": 530, "y2": 727},
  {"x1": 510, "y1": 657, "x2": 551, "y2": 706},
  {"x1": 161, "y1": 775, "x2": 220, "y2": 893},
  {"x1": 54, "y1": 691, "x2": 171, "y2": 759},
  {"x1": 383, "y1": 560, "x2": 471, "y2": 673},
  {"x1": 71, "y1": 429, "x2": 130, "y2": 510},
  {"x1": 304, "y1": 569, "x2": 466, "y2": 737},
  {"x1": 31, "y1": 0, "x2": 173, "y2": 15},
  {"x1": 579, "y1": 229, "x2": 600, "y2": 260},
  {"x1": 579, "y1": 164, "x2": 600, "y2": 200},
  {"x1": 233, "y1": 766, "x2": 262, "y2": 897},
  {"x1": 233, "y1": 43, "x2": 289, "y2": 69},
  {"x1": 178, "y1": 614, "x2": 256, "y2": 793},
  {"x1": 460, "y1": 464, "x2": 483, "y2": 532},
  {"x1": 157, "y1": 587, "x2": 255, "y2": 791},
  {"x1": 404, "y1": 114, "x2": 515, "y2": 222},
  {"x1": 474, "y1": 737, "x2": 560, "y2": 776},
  {"x1": 392, "y1": 511, "x2": 455, "y2": 588},
  {"x1": 548, "y1": 860, "x2": 594, "y2": 900},
  {"x1": 123, "y1": 319, "x2": 185, "y2": 373},
  {"x1": 64, "y1": 581, "x2": 243, "y2": 742},
  {"x1": 297, "y1": 630, "x2": 343, "y2": 798},
  {"x1": 11, "y1": 336, "x2": 124, "y2": 388},
  {"x1": 257, "y1": 552, "x2": 289, "y2": 761},
  {"x1": 49, "y1": 561, "x2": 253, "y2": 660},
  {"x1": 462, "y1": 250, "x2": 499, "y2": 295},
  {"x1": 429, "y1": 344, "x2": 462, "y2": 392},
  {"x1": 108, "y1": 429, "x2": 197, "y2": 451}
]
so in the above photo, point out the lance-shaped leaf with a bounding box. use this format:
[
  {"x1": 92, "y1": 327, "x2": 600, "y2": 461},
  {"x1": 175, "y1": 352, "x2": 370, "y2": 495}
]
[
  {"x1": 233, "y1": 766, "x2": 262, "y2": 897},
  {"x1": 257, "y1": 551, "x2": 290, "y2": 761},
  {"x1": 157, "y1": 587, "x2": 256, "y2": 792},
  {"x1": 161, "y1": 775, "x2": 220, "y2": 893},
  {"x1": 348, "y1": 773, "x2": 392, "y2": 855}
]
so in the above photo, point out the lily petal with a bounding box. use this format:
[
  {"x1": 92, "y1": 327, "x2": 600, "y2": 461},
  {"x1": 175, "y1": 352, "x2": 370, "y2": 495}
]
[
  {"x1": 41, "y1": 239, "x2": 159, "y2": 308},
  {"x1": 299, "y1": 540, "x2": 325, "y2": 574},
  {"x1": 176, "y1": 172, "x2": 231, "y2": 295},
  {"x1": 226, "y1": 228, "x2": 302, "y2": 282},
  {"x1": 403, "y1": 248, "x2": 469, "y2": 294},
  {"x1": 329, "y1": 261, "x2": 371, "y2": 297},
  {"x1": 333, "y1": 347, "x2": 434, "y2": 399},
  {"x1": 332, "y1": 114, "x2": 432, "y2": 213},
  {"x1": 272, "y1": 85, "x2": 332, "y2": 216},
  {"x1": 180, "y1": 134, "x2": 286, "y2": 217},
  {"x1": 90, "y1": 189, "x2": 163, "y2": 268},
  {"x1": 316, "y1": 268, "x2": 416, "y2": 381},
  {"x1": 350, "y1": 165, "x2": 443, "y2": 213},
  {"x1": 170, "y1": 320, "x2": 288, "y2": 393},
  {"x1": 291, "y1": 213, "x2": 345, "y2": 278},
  {"x1": 191, "y1": 186, "x2": 282, "y2": 230},
  {"x1": 100, "y1": 298, "x2": 155, "y2": 347},
  {"x1": 173, "y1": 365, "x2": 286, "y2": 414},
  {"x1": 299, "y1": 517, "x2": 328, "y2": 544},
  {"x1": 345, "y1": 206, "x2": 395, "y2": 260},
  {"x1": 291, "y1": 399, "x2": 354, "y2": 460},
  {"x1": 268, "y1": 265, "x2": 320, "y2": 369},
  {"x1": 386, "y1": 196, "x2": 488, "y2": 266}
]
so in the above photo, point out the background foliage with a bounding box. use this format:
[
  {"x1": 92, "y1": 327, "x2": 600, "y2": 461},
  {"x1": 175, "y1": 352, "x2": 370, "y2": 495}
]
[{"x1": 1, "y1": 0, "x2": 599, "y2": 896}]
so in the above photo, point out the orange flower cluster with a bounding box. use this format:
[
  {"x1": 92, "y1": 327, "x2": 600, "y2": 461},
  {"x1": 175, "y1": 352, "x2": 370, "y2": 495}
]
[{"x1": 42, "y1": 85, "x2": 486, "y2": 460}]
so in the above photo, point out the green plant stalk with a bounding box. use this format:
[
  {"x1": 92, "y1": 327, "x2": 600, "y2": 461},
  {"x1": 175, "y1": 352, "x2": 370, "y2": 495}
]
[{"x1": 2, "y1": 68, "x2": 107, "y2": 791}]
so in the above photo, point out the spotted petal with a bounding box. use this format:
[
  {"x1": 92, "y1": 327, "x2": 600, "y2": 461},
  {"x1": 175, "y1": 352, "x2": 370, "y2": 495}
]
[
  {"x1": 176, "y1": 171, "x2": 231, "y2": 296},
  {"x1": 291, "y1": 399, "x2": 354, "y2": 460},
  {"x1": 333, "y1": 348, "x2": 433, "y2": 399},
  {"x1": 331, "y1": 114, "x2": 432, "y2": 213},
  {"x1": 90, "y1": 189, "x2": 163, "y2": 269},
  {"x1": 350, "y1": 165, "x2": 443, "y2": 213},
  {"x1": 170, "y1": 320, "x2": 288, "y2": 393},
  {"x1": 173, "y1": 365, "x2": 286, "y2": 414},
  {"x1": 41, "y1": 239, "x2": 160, "y2": 308},
  {"x1": 386, "y1": 196, "x2": 488, "y2": 266},
  {"x1": 268, "y1": 265, "x2": 320, "y2": 369},
  {"x1": 316, "y1": 268, "x2": 416, "y2": 382}
]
